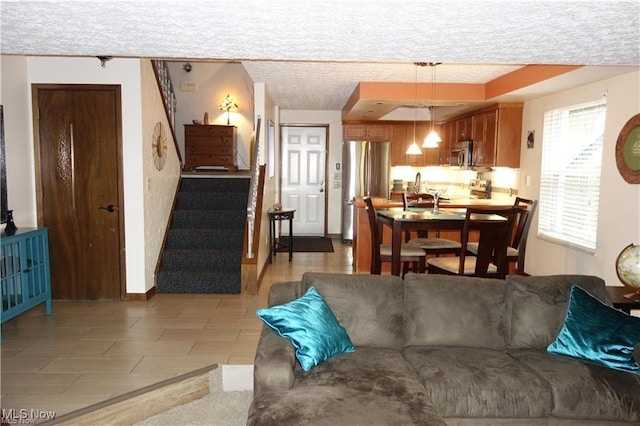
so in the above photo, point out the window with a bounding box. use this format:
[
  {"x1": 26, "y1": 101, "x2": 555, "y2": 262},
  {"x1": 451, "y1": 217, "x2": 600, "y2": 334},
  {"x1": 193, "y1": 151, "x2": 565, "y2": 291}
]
[{"x1": 538, "y1": 100, "x2": 607, "y2": 253}]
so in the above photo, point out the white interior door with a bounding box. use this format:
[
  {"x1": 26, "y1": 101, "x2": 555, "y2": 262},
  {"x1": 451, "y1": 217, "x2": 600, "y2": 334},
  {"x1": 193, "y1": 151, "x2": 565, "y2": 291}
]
[{"x1": 281, "y1": 126, "x2": 327, "y2": 236}]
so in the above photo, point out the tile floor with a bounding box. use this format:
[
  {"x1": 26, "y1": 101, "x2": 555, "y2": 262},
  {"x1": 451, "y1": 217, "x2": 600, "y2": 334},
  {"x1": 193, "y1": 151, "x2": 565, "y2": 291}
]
[{"x1": 0, "y1": 238, "x2": 354, "y2": 419}]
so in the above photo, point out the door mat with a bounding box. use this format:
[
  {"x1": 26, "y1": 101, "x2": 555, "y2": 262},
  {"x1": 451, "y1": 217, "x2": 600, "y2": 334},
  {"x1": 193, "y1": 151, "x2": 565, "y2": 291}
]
[{"x1": 276, "y1": 237, "x2": 334, "y2": 253}]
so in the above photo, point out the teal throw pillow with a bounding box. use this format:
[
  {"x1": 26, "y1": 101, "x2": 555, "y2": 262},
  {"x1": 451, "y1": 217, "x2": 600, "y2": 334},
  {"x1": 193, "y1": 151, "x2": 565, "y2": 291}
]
[
  {"x1": 547, "y1": 284, "x2": 640, "y2": 374},
  {"x1": 256, "y1": 286, "x2": 355, "y2": 371}
]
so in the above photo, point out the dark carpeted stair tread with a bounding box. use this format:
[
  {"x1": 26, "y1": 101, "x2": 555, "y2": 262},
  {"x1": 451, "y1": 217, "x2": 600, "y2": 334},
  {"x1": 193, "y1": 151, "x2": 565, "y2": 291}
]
[
  {"x1": 165, "y1": 230, "x2": 245, "y2": 250},
  {"x1": 179, "y1": 178, "x2": 250, "y2": 193},
  {"x1": 156, "y1": 270, "x2": 241, "y2": 294},
  {"x1": 175, "y1": 192, "x2": 249, "y2": 210},
  {"x1": 161, "y1": 249, "x2": 242, "y2": 270},
  {"x1": 171, "y1": 210, "x2": 246, "y2": 229}
]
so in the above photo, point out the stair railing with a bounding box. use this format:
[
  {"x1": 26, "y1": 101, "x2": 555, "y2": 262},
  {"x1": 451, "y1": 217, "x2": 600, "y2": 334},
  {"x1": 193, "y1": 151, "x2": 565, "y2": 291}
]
[
  {"x1": 152, "y1": 60, "x2": 182, "y2": 164},
  {"x1": 246, "y1": 116, "x2": 262, "y2": 258}
]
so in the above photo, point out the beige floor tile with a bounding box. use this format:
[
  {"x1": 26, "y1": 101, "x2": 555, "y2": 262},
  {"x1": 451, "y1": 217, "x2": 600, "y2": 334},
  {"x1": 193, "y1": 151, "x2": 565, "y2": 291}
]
[
  {"x1": 102, "y1": 340, "x2": 195, "y2": 357},
  {"x1": 80, "y1": 326, "x2": 165, "y2": 341},
  {"x1": 40, "y1": 356, "x2": 143, "y2": 374},
  {"x1": 58, "y1": 317, "x2": 140, "y2": 328},
  {"x1": 132, "y1": 355, "x2": 223, "y2": 374},
  {"x1": 204, "y1": 317, "x2": 262, "y2": 329},
  {"x1": 159, "y1": 328, "x2": 240, "y2": 342},
  {"x1": 0, "y1": 372, "x2": 80, "y2": 395},
  {"x1": 2, "y1": 356, "x2": 58, "y2": 373},
  {"x1": 62, "y1": 371, "x2": 177, "y2": 396},
  {"x1": 18, "y1": 340, "x2": 116, "y2": 358},
  {"x1": 131, "y1": 317, "x2": 208, "y2": 329}
]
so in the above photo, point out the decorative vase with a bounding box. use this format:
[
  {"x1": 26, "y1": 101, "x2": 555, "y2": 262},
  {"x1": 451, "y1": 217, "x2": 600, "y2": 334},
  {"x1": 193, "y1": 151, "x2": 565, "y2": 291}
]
[
  {"x1": 4, "y1": 209, "x2": 17, "y2": 235},
  {"x1": 204, "y1": 112, "x2": 209, "y2": 125}
]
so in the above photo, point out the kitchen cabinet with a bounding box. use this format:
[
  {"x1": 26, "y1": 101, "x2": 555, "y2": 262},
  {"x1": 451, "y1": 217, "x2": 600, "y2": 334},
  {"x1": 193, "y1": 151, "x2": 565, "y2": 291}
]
[
  {"x1": 472, "y1": 109, "x2": 498, "y2": 166},
  {"x1": 343, "y1": 124, "x2": 392, "y2": 141},
  {"x1": 455, "y1": 116, "x2": 473, "y2": 141},
  {"x1": 471, "y1": 105, "x2": 522, "y2": 168},
  {"x1": 444, "y1": 103, "x2": 523, "y2": 168},
  {"x1": 390, "y1": 123, "x2": 438, "y2": 167},
  {"x1": 184, "y1": 124, "x2": 238, "y2": 171},
  {"x1": 438, "y1": 121, "x2": 455, "y2": 165}
]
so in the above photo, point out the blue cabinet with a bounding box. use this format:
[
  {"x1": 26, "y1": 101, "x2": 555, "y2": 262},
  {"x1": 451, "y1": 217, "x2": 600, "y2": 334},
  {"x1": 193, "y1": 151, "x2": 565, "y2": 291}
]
[{"x1": 1, "y1": 227, "x2": 52, "y2": 324}]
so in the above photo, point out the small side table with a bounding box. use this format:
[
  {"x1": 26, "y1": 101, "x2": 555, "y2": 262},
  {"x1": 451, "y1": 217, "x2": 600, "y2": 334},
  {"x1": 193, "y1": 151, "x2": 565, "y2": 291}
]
[
  {"x1": 268, "y1": 208, "x2": 295, "y2": 263},
  {"x1": 606, "y1": 286, "x2": 640, "y2": 314}
]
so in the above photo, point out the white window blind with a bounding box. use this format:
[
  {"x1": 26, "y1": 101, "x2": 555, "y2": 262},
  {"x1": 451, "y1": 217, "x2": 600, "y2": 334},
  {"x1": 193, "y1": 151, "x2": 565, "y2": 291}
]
[{"x1": 538, "y1": 100, "x2": 606, "y2": 253}]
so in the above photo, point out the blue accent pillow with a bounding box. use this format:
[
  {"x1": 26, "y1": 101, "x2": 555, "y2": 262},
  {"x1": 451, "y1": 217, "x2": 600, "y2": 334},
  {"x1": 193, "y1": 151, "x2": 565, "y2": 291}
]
[
  {"x1": 547, "y1": 284, "x2": 640, "y2": 374},
  {"x1": 256, "y1": 286, "x2": 355, "y2": 371}
]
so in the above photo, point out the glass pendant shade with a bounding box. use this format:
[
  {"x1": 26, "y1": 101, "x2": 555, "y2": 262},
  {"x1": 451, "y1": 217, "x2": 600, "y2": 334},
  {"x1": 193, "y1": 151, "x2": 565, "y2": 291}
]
[
  {"x1": 406, "y1": 141, "x2": 422, "y2": 155},
  {"x1": 422, "y1": 131, "x2": 441, "y2": 148}
]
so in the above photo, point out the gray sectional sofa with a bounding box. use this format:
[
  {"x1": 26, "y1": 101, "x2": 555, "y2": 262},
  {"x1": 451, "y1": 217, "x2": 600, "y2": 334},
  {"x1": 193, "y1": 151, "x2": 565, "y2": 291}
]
[{"x1": 248, "y1": 272, "x2": 640, "y2": 425}]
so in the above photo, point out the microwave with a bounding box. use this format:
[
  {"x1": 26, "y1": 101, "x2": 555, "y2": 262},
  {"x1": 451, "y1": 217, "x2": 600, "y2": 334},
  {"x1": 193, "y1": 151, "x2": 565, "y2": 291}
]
[{"x1": 450, "y1": 140, "x2": 473, "y2": 168}]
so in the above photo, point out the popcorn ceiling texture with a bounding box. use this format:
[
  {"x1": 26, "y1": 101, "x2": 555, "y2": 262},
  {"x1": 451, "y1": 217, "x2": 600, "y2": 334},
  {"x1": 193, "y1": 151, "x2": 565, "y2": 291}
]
[{"x1": 1, "y1": 0, "x2": 638, "y2": 110}]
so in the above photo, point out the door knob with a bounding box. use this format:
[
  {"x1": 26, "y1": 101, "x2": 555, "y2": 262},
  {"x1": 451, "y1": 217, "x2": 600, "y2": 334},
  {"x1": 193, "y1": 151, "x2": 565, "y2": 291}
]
[{"x1": 99, "y1": 204, "x2": 119, "y2": 213}]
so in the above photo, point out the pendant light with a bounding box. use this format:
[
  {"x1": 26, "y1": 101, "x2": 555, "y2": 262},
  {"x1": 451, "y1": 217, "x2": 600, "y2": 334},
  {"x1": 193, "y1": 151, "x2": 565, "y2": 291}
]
[
  {"x1": 422, "y1": 62, "x2": 442, "y2": 148},
  {"x1": 406, "y1": 63, "x2": 423, "y2": 155}
]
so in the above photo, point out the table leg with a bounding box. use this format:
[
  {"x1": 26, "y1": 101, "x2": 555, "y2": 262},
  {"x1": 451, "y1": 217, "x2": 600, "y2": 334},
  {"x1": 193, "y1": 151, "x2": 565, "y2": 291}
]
[
  {"x1": 391, "y1": 222, "x2": 403, "y2": 276},
  {"x1": 269, "y1": 217, "x2": 274, "y2": 263},
  {"x1": 288, "y1": 217, "x2": 293, "y2": 262}
]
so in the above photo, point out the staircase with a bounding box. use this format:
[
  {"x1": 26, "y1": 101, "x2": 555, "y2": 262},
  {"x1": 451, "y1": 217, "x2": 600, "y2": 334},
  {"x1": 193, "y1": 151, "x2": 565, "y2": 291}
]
[{"x1": 156, "y1": 176, "x2": 250, "y2": 294}]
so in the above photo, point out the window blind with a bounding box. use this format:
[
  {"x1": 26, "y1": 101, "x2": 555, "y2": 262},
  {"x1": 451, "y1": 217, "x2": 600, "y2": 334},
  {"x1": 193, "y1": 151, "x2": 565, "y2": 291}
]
[{"x1": 538, "y1": 100, "x2": 606, "y2": 253}]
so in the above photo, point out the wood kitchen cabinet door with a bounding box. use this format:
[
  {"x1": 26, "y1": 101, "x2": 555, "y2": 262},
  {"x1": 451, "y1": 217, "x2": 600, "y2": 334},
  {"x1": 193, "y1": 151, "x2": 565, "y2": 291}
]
[
  {"x1": 343, "y1": 124, "x2": 392, "y2": 141},
  {"x1": 472, "y1": 111, "x2": 498, "y2": 167},
  {"x1": 456, "y1": 116, "x2": 473, "y2": 141},
  {"x1": 391, "y1": 124, "x2": 409, "y2": 166}
]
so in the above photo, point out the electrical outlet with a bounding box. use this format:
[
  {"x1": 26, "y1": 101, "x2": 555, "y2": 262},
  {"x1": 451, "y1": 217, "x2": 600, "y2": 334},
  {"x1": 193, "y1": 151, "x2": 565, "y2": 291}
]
[{"x1": 334, "y1": 181, "x2": 341, "y2": 188}]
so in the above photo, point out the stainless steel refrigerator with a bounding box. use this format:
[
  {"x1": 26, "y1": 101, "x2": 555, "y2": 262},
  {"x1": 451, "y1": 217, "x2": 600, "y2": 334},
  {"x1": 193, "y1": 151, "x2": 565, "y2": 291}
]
[{"x1": 341, "y1": 140, "x2": 391, "y2": 242}]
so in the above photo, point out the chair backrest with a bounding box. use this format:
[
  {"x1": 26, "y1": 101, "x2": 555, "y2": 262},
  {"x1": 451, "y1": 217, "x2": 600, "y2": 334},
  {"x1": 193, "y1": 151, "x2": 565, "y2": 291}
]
[
  {"x1": 511, "y1": 197, "x2": 538, "y2": 251},
  {"x1": 459, "y1": 206, "x2": 516, "y2": 278},
  {"x1": 402, "y1": 192, "x2": 434, "y2": 210},
  {"x1": 363, "y1": 197, "x2": 382, "y2": 274}
]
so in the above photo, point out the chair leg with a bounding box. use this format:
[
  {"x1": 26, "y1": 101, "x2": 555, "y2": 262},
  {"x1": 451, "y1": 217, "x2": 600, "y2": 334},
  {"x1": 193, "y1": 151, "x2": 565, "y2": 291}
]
[{"x1": 418, "y1": 257, "x2": 425, "y2": 273}]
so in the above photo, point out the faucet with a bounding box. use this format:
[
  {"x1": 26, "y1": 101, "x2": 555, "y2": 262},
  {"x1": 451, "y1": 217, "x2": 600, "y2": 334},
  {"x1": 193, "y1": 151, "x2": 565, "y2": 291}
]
[{"x1": 414, "y1": 172, "x2": 421, "y2": 194}]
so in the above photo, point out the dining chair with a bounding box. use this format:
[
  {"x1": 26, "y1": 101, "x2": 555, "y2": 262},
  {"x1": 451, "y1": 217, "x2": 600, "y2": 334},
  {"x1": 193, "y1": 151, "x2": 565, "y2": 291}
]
[
  {"x1": 364, "y1": 196, "x2": 426, "y2": 276},
  {"x1": 427, "y1": 206, "x2": 516, "y2": 279},
  {"x1": 465, "y1": 197, "x2": 538, "y2": 275},
  {"x1": 402, "y1": 192, "x2": 462, "y2": 256}
]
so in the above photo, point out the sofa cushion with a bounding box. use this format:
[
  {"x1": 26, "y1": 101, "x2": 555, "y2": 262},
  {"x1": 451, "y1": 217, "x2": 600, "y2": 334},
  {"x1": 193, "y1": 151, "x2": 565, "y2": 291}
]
[
  {"x1": 510, "y1": 349, "x2": 640, "y2": 422},
  {"x1": 404, "y1": 346, "x2": 551, "y2": 418},
  {"x1": 403, "y1": 274, "x2": 507, "y2": 349},
  {"x1": 256, "y1": 286, "x2": 355, "y2": 371},
  {"x1": 505, "y1": 275, "x2": 609, "y2": 349},
  {"x1": 301, "y1": 272, "x2": 406, "y2": 349},
  {"x1": 548, "y1": 284, "x2": 640, "y2": 374},
  {"x1": 247, "y1": 347, "x2": 445, "y2": 425}
]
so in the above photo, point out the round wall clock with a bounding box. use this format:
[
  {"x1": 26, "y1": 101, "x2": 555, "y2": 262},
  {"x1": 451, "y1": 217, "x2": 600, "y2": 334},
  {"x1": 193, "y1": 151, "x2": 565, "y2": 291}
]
[
  {"x1": 152, "y1": 121, "x2": 167, "y2": 171},
  {"x1": 615, "y1": 113, "x2": 640, "y2": 184}
]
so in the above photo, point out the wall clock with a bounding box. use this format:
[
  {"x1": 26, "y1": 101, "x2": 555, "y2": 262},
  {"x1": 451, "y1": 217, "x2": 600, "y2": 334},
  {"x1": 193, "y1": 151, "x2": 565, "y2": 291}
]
[
  {"x1": 615, "y1": 113, "x2": 640, "y2": 184},
  {"x1": 152, "y1": 121, "x2": 167, "y2": 171}
]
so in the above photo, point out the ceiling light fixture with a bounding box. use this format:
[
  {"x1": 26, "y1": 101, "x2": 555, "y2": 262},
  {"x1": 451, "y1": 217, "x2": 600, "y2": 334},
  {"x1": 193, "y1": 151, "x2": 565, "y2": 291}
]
[
  {"x1": 406, "y1": 63, "x2": 423, "y2": 155},
  {"x1": 423, "y1": 62, "x2": 442, "y2": 148}
]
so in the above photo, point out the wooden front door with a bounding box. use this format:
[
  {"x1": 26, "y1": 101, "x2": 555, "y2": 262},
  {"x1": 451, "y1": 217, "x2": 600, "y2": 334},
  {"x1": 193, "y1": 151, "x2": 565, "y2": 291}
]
[{"x1": 33, "y1": 85, "x2": 124, "y2": 300}]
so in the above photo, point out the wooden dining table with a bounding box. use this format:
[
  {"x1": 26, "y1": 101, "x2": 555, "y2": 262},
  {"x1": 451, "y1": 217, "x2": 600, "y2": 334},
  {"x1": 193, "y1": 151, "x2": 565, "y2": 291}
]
[{"x1": 376, "y1": 207, "x2": 507, "y2": 276}]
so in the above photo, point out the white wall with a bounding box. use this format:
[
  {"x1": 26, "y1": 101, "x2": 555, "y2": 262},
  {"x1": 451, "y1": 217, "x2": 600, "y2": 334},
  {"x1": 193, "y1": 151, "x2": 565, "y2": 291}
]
[
  {"x1": 140, "y1": 60, "x2": 182, "y2": 293},
  {"x1": 520, "y1": 70, "x2": 640, "y2": 285},
  {"x1": 279, "y1": 110, "x2": 343, "y2": 236}
]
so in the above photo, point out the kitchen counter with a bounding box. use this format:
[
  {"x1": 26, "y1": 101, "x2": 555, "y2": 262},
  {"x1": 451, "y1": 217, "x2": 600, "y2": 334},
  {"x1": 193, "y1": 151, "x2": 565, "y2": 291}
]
[{"x1": 352, "y1": 194, "x2": 515, "y2": 273}]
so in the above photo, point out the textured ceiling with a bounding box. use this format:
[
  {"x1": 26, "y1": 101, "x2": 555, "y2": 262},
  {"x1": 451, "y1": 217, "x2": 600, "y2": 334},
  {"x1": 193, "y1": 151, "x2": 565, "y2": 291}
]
[{"x1": 1, "y1": 1, "x2": 639, "y2": 113}]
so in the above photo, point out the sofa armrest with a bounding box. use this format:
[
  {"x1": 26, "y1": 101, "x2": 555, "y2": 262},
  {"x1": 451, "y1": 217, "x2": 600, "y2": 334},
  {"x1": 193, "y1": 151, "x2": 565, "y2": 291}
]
[{"x1": 253, "y1": 325, "x2": 296, "y2": 393}]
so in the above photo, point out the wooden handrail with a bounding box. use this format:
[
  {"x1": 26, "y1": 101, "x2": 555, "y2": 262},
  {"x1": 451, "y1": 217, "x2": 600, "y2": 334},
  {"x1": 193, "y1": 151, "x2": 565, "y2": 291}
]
[{"x1": 151, "y1": 60, "x2": 182, "y2": 165}]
